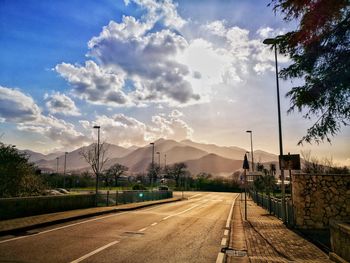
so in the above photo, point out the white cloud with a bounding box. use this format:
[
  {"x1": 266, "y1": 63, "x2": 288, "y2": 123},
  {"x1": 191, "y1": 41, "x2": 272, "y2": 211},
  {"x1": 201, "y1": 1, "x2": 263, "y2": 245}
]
[
  {"x1": 125, "y1": 0, "x2": 186, "y2": 30},
  {"x1": 0, "y1": 86, "x2": 90, "y2": 149},
  {"x1": 56, "y1": 61, "x2": 129, "y2": 106},
  {"x1": 0, "y1": 86, "x2": 41, "y2": 122},
  {"x1": 88, "y1": 110, "x2": 193, "y2": 147},
  {"x1": 45, "y1": 92, "x2": 81, "y2": 116}
]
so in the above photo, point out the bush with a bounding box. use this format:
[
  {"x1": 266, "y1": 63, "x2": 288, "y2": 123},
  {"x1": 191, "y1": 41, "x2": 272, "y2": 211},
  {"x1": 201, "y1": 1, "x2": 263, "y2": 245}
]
[
  {"x1": 132, "y1": 183, "x2": 147, "y2": 190},
  {"x1": 0, "y1": 142, "x2": 45, "y2": 197}
]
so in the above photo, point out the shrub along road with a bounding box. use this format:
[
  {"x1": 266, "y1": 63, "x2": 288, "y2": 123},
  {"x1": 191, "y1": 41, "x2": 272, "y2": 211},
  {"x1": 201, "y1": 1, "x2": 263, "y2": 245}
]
[{"x1": 0, "y1": 192, "x2": 238, "y2": 263}]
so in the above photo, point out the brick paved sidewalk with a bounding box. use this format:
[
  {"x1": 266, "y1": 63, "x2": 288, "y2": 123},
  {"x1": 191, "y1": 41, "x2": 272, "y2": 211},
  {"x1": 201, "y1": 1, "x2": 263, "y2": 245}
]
[
  {"x1": 0, "y1": 197, "x2": 181, "y2": 235},
  {"x1": 227, "y1": 196, "x2": 332, "y2": 263}
]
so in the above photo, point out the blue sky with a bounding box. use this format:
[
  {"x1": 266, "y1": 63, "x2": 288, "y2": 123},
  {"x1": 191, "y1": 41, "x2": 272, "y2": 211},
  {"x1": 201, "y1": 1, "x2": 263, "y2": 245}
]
[{"x1": 0, "y1": 0, "x2": 349, "y2": 165}]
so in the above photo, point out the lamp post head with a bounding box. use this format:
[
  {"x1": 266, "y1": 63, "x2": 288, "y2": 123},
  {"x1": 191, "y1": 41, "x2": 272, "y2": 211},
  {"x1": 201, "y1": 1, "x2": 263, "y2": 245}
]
[
  {"x1": 65, "y1": 152, "x2": 68, "y2": 154},
  {"x1": 93, "y1": 125, "x2": 100, "y2": 129},
  {"x1": 246, "y1": 130, "x2": 252, "y2": 133},
  {"x1": 150, "y1": 142, "x2": 154, "y2": 145}
]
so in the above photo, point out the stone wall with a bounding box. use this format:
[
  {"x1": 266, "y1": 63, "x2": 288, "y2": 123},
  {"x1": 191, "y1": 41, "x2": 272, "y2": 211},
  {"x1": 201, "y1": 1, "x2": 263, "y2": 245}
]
[
  {"x1": 292, "y1": 174, "x2": 350, "y2": 229},
  {"x1": 330, "y1": 220, "x2": 350, "y2": 262}
]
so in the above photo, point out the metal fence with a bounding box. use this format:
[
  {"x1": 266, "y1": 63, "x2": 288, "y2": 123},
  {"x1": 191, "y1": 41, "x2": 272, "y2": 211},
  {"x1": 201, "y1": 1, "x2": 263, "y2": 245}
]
[
  {"x1": 250, "y1": 191, "x2": 295, "y2": 227},
  {"x1": 96, "y1": 190, "x2": 173, "y2": 207}
]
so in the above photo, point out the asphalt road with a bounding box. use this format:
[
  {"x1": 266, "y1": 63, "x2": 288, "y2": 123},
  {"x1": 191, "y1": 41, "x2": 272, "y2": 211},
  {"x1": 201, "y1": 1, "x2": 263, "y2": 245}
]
[{"x1": 0, "y1": 192, "x2": 238, "y2": 263}]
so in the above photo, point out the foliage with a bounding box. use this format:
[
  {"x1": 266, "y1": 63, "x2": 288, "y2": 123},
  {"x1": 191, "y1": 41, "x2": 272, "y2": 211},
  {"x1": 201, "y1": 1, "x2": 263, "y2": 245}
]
[
  {"x1": 253, "y1": 164, "x2": 277, "y2": 195},
  {"x1": 105, "y1": 163, "x2": 128, "y2": 187},
  {"x1": 132, "y1": 183, "x2": 147, "y2": 190},
  {"x1": 301, "y1": 150, "x2": 349, "y2": 174},
  {"x1": 147, "y1": 163, "x2": 161, "y2": 185},
  {"x1": 0, "y1": 142, "x2": 45, "y2": 197},
  {"x1": 270, "y1": 0, "x2": 350, "y2": 144},
  {"x1": 165, "y1": 162, "x2": 188, "y2": 187}
]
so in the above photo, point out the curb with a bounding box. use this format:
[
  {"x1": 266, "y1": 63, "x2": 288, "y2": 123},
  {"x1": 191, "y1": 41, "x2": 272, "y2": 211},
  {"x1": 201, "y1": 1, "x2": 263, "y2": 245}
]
[{"x1": 0, "y1": 197, "x2": 182, "y2": 236}]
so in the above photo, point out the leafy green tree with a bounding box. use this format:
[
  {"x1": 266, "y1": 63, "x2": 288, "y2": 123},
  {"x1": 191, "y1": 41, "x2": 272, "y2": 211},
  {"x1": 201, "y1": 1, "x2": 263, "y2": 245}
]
[
  {"x1": 105, "y1": 163, "x2": 128, "y2": 187},
  {"x1": 0, "y1": 142, "x2": 44, "y2": 197},
  {"x1": 269, "y1": 0, "x2": 349, "y2": 143}
]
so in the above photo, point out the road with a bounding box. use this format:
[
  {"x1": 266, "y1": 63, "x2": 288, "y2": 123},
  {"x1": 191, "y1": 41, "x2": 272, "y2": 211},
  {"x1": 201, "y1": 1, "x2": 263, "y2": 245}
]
[{"x1": 0, "y1": 192, "x2": 238, "y2": 263}]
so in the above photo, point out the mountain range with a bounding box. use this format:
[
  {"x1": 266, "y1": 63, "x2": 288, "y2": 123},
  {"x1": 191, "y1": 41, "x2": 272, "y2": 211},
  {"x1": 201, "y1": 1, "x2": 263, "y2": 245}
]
[{"x1": 23, "y1": 139, "x2": 279, "y2": 176}]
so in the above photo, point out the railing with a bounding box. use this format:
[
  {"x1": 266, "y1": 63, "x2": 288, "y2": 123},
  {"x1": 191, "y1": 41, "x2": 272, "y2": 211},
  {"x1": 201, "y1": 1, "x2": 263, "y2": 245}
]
[
  {"x1": 96, "y1": 190, "x2": 173, "y2": 207},
  {"x1": 250, "y1": 190, "x2": 295, "y2": 227}
]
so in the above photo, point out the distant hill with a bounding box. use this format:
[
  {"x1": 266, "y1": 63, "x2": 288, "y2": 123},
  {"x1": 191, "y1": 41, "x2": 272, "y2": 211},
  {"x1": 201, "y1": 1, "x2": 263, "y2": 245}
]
[
  {"x1": 185, "y1": 153, "x2": 242, "y2": 175},
  {"x1": 181, "y1": 139, "x2": 247, "y2": 160},
  {"x1": 30, "y1": 138, "x2": 278, "y2": 176},
  {"x1": 36, "y1": 143, "x2": 132, "y2": 172},
  {"x1": 20, "y1": 150, "x2": 64, "y2": 162}
]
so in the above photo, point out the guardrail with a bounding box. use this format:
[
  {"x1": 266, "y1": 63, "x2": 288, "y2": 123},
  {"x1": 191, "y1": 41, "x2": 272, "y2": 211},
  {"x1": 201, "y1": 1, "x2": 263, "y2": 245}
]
[
  {"x1": 250, "y1": 191, "x2": 295, "y2": 226},
  {"x1": 97, "y1": 190, "x2": 173, "y2": 206},
  {"x1": 0, "y1": 190, "x2": 173, "y2": 220}
]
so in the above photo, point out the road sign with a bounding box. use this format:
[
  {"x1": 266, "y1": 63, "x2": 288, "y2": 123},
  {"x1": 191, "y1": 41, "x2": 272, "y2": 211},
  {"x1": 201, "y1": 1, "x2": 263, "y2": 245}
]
[{"x1": 279, "y1": 154, "x2": 301, "y2": 170}]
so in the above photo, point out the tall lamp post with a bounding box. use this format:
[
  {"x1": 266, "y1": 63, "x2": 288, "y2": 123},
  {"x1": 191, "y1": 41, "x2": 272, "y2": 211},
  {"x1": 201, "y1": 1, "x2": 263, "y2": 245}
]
[
  {"x1": 246, "y1": 130, "x2": 254, "y2": 172},
  {"x1": 93, "y1": 125, "x2": 101, "y2": 196},
  {"x1": 63, "y1": 152, "x2": 68, "y2": 188},
  {"x1": 150, "y1": 142, "x2": 155, "y2": 188},
  {"x1": 56, "y1": 157, "x2": 59, "y2": 174},
  {"x1": 263, "y1": 37, "x2": 286, "y2": 222},
  {"x1": 156, "y1": 152, "x2": 161, "y2": 167}
]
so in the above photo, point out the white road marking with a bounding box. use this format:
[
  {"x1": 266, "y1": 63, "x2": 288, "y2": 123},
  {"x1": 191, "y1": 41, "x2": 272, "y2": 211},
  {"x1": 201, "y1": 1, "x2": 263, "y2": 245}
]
[
  {"x1": 221, "y1": 237, "x2": 227, "y2": 246},
  {"x1": 216, "y1": 252, "x2": 225, "y2": 263},
  {"x1": 138, "y1": 227, "x2": 147, "y2": 232},
  {"x1": 162, "y1": 203, "x2": 202, "y2": 220},
  {"x1": 224, "y1": 229, "x2": 229, "y2": 236},
  {"x1": 188, "y1": 193, "x2": 202, "y2": 199},
  {"x1": 151, "y1": 222, "x2": 158, "y2": 226},
  {"x1": 70, "y1": 240, "x2": 120, "y2": 263},
  {"x1": 0, "y1": 211, "x2": 129, "y2": 244},
  {"x1": 226, "y1": 195, "x2": 238, "y2": 228}
]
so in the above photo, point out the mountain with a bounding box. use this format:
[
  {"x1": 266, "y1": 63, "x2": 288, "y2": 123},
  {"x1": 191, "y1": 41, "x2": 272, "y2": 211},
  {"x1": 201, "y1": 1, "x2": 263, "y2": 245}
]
[
  {"x1": 36, "y1": 143, "x2": 132, "y2": 172},
  {"x1": 181, "y1": 139, "x2": 247, "y2": 160},
  {"x1": 31, "y1": 138, "x2": 279, "y2": 176},
  {"x1": 20, "y1": 150, "x2": 64, "y2": 162},
  {"x1": 185, "y1": 153, "x2": 242, "y2": 175},
  {"x1": 253, "y1": 150, "x2": 278, "y2": 163}
]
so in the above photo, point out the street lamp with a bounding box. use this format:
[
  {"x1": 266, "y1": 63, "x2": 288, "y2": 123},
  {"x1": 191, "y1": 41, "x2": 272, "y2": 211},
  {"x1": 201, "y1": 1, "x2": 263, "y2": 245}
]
[
  {"x1": 56, "y1": 157, "x2": 59, "y2": 174},
  {"x1": 63, "y1": 152, "x2": 68, "y2": 188},
  {"x1": 150, "y1": 142, "x2": 155, "y2": 188},
  {"x1": 246, "y1": 130, "x2": 254, "y2": 172},
  {"x1": 156, "y1": 152, "x2": 161, "y2": 167},
  {"x1": 164, "y1": 154, "x2": 167, "y2": 168},
  {"x1": 93, "y1": 125, "x2": 101, "y2": 196},
  {"x1": 263, "y1": 37, "x2": 286, "y2": 222}
]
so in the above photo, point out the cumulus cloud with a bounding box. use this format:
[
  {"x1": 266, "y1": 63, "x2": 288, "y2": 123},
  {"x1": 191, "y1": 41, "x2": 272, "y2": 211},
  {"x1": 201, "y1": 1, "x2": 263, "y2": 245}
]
[
  {"x1": 0, "y1": 85, "x2": 89, "y2": 149},
  {"x1": 87, "y1": 110, "x2": 193, "y2": 147},
  {"x1": 55, "y1": 1, "x2": 288, "y2": 107},
  {"x1": 125, "y1": 0, "x2": 186, "y2": 29},
  {"x1": 0, "y1": 86, "x2": 41, "y2": 122},
  {"x1": 89, "y1": 24, "x2": 200, "y2": 104},
  {"x1": 44, "y1": 92, "x2": 80, "y2": 116},
  {"x1": 56, "y1": 61, "x2": 129, "y2": 106}
]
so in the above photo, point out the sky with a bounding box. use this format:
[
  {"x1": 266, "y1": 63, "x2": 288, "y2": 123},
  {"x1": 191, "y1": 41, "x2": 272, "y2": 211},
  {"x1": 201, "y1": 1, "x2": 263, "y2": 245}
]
[{"x1": 0, "y1": 0, "x2": 349, "y2": 166}]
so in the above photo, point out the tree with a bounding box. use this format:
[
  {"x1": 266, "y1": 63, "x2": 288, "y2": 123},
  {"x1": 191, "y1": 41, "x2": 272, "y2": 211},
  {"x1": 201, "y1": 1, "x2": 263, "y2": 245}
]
[
  {"x1": 0, "y1": 142, "x2": 45, "y2": 197},
  {"x1": 105, "y1": 163, "x2": 128, "y2": 187},
  {"x1": 269, "y1": 0, "x2": 349, "y2": 144},
  {"x1": 80, "y1": 142, "x2": 109, "y2": 191},
  {"x1": 147, "y1": 163, "x2": 161, "y2": 186},
  {"x1": 168, "y1": 162, "x2": 188, "y2": 187}
]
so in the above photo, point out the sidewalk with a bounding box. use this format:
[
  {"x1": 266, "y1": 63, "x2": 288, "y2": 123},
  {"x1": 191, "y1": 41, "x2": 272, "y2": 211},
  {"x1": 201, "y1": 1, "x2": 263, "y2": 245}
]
[
  {"x1": 0, "y1": 197, "x2": 181, "y2": 235},
  {"x1": 227, "y1": 196, "x2": 332, "y2": 263}
]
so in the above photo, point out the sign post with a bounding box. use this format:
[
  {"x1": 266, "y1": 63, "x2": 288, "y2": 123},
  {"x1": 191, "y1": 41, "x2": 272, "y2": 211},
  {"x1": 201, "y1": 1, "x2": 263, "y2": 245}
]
[{"x1": 243, "y1": 154, "x2": 250, "y2": 220}]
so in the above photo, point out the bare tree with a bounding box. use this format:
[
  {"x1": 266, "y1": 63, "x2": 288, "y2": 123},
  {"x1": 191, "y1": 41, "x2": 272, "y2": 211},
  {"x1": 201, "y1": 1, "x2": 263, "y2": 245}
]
[
  {"x1": 105, "y1": 163, "x2": 128, "y2": 187},
  {"x1": 80, "y1": 142, "x2": 109, "y2": 192}
]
